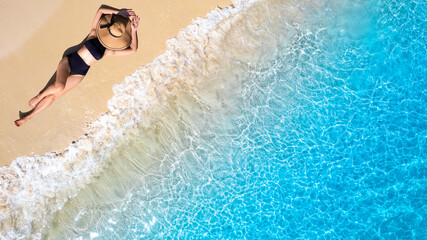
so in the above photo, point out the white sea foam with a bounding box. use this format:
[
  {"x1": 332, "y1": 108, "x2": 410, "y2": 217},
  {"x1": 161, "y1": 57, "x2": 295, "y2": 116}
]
[{"x1": 0, "y1": 0, "x2": 315, "y2": 238}]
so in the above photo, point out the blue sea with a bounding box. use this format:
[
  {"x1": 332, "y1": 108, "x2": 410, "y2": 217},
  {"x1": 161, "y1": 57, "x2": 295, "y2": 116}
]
[{"x1": 1, "y1": 0, "x2": 426, "y2": 239}]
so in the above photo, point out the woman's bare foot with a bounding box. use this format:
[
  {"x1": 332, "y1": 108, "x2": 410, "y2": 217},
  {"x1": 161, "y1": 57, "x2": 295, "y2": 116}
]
[
  {"x1": 29, "y1": 94, "x2": 41, "y2": 108},
  {"x1": 14, "y1": 118, "x2": 28, "y2": 127}
]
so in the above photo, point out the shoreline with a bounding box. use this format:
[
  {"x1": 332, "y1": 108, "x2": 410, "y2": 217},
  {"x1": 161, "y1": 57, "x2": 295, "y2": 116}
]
[
  {"x1": 0, "y1": 0, "x2": 232, "y2": 167},
  {"x1": 0, "y1": 2, "x2": 251, "y2": 237}
]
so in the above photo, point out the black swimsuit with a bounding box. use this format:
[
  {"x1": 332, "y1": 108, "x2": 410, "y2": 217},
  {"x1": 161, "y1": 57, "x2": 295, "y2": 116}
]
[
  {"x1": 67, "y1": 38, "x2": 106, "y2": 76},
  {"x1": 85, "y1": 38, "x2": 106, "y2": 60},
  {"x1": 67, "y1": 52, "x2": 90, "y2": 76}
]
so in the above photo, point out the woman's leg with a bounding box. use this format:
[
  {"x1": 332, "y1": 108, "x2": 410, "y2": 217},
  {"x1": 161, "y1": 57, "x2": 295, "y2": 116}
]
[
  {"x1": 15, "y1": 58, "x2": 85, "y2": 126},
  {"x1": 29, "y1": 57, "x2": 71, "y2": 108}
]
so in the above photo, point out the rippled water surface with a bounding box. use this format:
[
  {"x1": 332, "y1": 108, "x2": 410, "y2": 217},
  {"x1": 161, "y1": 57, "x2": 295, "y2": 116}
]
[{"x1": 46, "y1": 0, "x2": 426, "y2": 239}]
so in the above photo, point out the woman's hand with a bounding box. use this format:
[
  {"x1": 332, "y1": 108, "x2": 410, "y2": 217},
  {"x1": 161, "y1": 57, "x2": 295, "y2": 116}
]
[
  {"x1": 131, "y1": 16, "x2": 140, "y2": 31},
  {"x1": 117, "y1": 9, "x2": 139, "y2": 31},
  {"x1": 117, "y1": 9, "x2": 136, "y2": 18}
]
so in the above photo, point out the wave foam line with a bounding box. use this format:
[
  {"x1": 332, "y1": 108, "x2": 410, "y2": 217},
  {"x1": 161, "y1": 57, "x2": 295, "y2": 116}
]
[{"x1": 0, "y1": 1, "x2": 271, "y2": 238}]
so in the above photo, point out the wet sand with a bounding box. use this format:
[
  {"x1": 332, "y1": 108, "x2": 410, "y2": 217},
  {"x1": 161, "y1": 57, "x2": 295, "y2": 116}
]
[{"x1": 0, "y1": 0, "x2": 231, "y2": 166}]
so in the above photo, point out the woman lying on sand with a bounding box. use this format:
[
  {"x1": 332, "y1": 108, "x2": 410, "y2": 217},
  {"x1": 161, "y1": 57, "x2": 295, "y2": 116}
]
[{"x1": 14, "y1": 6, "x2": 139, "y2": 127}]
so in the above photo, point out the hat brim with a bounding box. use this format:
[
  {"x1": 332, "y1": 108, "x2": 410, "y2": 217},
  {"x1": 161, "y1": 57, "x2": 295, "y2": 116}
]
[{"x1": 96, "y1": 14, "x2": 132, "y2": 50}]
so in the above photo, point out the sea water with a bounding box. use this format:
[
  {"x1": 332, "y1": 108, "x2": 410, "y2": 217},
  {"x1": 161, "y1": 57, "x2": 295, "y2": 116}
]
[{"x1": 1, "y1": 0, "x2": 426, "y2": 239}]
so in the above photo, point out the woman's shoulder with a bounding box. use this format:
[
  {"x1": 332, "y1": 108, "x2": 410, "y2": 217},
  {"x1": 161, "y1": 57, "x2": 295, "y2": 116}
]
[{"x1": 86, "y1": 30, "x2": 97, "y2": 40}]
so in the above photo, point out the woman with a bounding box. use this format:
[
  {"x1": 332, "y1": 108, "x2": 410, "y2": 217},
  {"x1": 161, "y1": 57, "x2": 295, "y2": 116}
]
[{"x1": 14, "y1": 6, "x2": 140, "y2": 127}]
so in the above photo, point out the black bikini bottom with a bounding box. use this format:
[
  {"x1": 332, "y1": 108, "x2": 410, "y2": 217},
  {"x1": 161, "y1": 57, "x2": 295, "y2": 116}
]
[{"x1": 67, "y1": 52, "x2": 90, "y2": 76}]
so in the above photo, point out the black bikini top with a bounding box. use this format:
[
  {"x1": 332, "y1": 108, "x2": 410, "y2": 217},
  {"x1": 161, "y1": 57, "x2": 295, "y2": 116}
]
[{"x1": 85, "y1": 38, "x2": 106, "y2": 60}]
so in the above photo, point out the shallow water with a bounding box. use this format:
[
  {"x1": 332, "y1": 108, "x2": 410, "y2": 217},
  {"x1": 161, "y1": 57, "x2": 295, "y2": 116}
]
[{"x1": 2, "y1": 0, "x2": 426, "y2": 239}]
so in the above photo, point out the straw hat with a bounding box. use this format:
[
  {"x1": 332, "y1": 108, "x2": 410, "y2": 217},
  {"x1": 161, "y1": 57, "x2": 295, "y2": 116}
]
[{"x1": 96, "y1": 14, "x2": 132, "y2": 50}]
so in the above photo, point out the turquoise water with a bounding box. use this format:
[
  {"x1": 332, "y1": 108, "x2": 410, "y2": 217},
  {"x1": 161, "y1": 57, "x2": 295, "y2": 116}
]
[{"x1": 45, "y1": 0, "x2": 426, "y2": 239}]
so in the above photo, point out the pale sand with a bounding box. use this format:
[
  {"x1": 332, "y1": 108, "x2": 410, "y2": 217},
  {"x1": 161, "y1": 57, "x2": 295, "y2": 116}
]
[{"x1": 0, "y1": 0, "x2": 231, "y2": 166}]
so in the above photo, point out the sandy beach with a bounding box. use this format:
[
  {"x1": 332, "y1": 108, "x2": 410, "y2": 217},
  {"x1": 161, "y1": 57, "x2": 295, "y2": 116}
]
[{"x1": 0, "y1": 0, "x2": 231, "y2": 166}]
